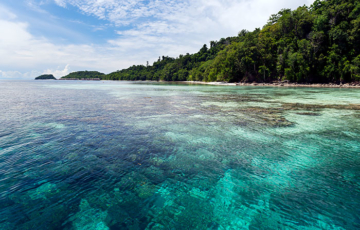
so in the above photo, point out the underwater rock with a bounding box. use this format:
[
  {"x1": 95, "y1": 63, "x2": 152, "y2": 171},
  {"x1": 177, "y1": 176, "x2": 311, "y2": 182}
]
[
  {"x1": 188, "y1": 187, "x2": 208, "y2": 199},
  {"x1": 116, "y1": 176, "x2": 136, "y2": 192},
  {"x1": 71, "y1": 199, "x2": 109, "y2": 230},
  {"x1": 149, "y1": 156, "x2": 164, "y2": 166},
  {"x1": 144, "y1": 183, "x2": 214, "y2": 229},
  {"x1": 23, "y1": 169, "x2": 41, "y2": 179},
  {"x1": 86, "y1": 192, "x2": 115, "y2": 210},
  {"x1": 114, "y1": 170, "x2": 159, "y2": 199},
  {"x1": 105, "y1": 206, "x2": 130, "y2": 228},
  {"x1": 197, "y1": 149, "x2": 215, "y2": 160},
  {"x1": 261, "y1": 116, "x2": 295, "y2": 127},
  {"x1": 134, "y1": 183, "x2": 156, "y2": 199},
  {"x1": 292, "y1": 214, "x2": 347, "y2": 230},
  {"x1": 118, "y1": 190, "x2": 140, "y2": 207},
  {"x1": 212, "y1": 170, "x2": 263, "y2": 228},
  {"x1": 296, "y1": 112, "x2": 321, "y2": 116},
  {"x1": 283, "y1": 103, "x2": 360, "y2": 111},
  {"x1": 167, "y1": 195, "x2": 213, "y2": 229},
  {"x1": 213, "y1": 171, "x2": 235, "y2": 212},
  {"x1": 237, "y1": 107, "x2": 295, "y2": 127},
  {"x1": 116, "y1": 171, "x2": 148, "y2": 191},
  {"x1": 145, "y1": 223, "x2": 166, "y2": 230},
  {"x1": 29, "y1": 183, "x2": 59, "y2": 200},
  {"x1": 143, "y1": 165, "x2": 166, "y2": 184}
]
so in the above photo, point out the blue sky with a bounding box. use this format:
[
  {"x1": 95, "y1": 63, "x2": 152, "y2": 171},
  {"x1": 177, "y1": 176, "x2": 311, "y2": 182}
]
[{"x1": 0, "y1": 0, "x2": 314, "y2": 79}]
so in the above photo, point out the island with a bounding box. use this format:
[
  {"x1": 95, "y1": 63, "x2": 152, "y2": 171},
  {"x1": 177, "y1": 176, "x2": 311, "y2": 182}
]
[
  {"x1": 35, "y1": 74, "x2": 56, "y2": 80},
  {"x1": 59, "y1": 71, "x2": 104, "y2": 80}
]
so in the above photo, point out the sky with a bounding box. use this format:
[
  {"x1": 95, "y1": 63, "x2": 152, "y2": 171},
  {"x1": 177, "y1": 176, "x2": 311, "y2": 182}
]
[{"x1": 0, "y1": 0, "x2": 315, "y2": 79}]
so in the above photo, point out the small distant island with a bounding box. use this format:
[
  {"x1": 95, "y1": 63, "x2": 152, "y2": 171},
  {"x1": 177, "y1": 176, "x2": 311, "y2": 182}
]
[
  {"x1": 59, "y1": 71, "x2": 104, "y2": 80},
  {"x1": 35, "y1": 74, "x2": 56, "y2": 80}
]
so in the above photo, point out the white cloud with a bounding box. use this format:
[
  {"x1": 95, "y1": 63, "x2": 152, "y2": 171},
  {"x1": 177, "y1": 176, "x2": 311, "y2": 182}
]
[
  {"x1": 54, "y1": 0, "x2": 66, "y2": 7},
  {"x1": 56, "y1": 0, "x2": 316, "y2": 53},
  {"x1": 43, "y1": 64, "x2": 70, "y2": 78},
  {"x1": 0, "y1": 6, "x2": 135, "y2": 79},
  {"x1": 0, "y1": 70, "x2": 24, "y2": 79},
  {"x1": 0, "y1": 5, "x2": 17, "y2": 20},
  {"x1": 0, "y1": 70, "x2": 43, "y2": 79},
  {"x1": 57, "y1": 0, "x2": 315, "y2": 29}
]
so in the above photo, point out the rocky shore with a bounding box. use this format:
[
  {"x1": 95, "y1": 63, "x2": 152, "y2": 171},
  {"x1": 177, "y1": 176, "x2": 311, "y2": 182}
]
[{"x1": 183, "y1": 81, "x2": 360, "y2": 88}]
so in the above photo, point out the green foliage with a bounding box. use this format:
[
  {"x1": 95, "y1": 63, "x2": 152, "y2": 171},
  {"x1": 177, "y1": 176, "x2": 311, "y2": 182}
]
[
  {"x1": 35, "y1": 74, "x2": 56, "y2": 80},
  {"x1": 103, "y1": 0, "x2": 360, "y2": 83},
  {"x1": 350, "y1": 55, "x2": 360, "y2": 80},
  {"x1": 61, "y1": 71, "x2": 105, "y2": 79}
]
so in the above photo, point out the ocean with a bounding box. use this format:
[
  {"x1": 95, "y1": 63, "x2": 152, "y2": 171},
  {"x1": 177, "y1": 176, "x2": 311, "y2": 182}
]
[{"x1": 0, "y1": 80, "x2": 359, "y2": 229}]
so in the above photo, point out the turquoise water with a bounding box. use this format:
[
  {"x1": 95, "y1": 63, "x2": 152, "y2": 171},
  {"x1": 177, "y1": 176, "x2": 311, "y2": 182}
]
[{"x1": 0, "y1": 80, "x2": 360, "y2": 229}]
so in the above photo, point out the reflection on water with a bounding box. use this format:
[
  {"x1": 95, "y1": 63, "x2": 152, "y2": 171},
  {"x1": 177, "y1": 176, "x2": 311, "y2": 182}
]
[{"x1": 0, "y1": 80, "x2": 360, "y2": 229}]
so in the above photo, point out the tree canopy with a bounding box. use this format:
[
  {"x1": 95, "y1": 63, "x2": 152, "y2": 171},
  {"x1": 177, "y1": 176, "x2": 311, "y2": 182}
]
[
  {"x1": 35, "y1": 74, "x2": 56, "y2": 80},
  {"x1": 61, "y1": 71, "x2": 105, "y2": 79}
]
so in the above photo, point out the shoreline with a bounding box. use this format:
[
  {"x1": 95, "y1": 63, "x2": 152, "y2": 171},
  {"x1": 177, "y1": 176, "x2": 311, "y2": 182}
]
[
  {"x1": 181, "y1": 81, "x2": 360, "y2": 88},
  {"x1": 58, "y1": 79, "x2": 360, "y2": 88}
]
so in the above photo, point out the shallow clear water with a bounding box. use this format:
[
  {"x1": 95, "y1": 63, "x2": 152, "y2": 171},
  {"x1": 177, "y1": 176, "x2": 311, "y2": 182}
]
[{"x1": 0, "y1": 80, "x2": 360, "y2": 229}]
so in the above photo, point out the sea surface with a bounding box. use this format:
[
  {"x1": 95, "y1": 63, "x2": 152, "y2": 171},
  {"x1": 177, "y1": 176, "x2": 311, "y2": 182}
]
[{"x1": 0, "y1": 80, "x2": 360, "y2": 229}]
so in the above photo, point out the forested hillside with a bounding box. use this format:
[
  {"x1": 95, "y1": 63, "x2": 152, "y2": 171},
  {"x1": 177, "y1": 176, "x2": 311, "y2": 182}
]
[
  {"x1": 104, "y1": 0, "x2": 360, "y2": 83},
  {"x1": 61, "y1": 71, "x2": 105, "y2": 79},
  {"x1": 35, "y1": 74, "x2": 56, "y2": 80}
]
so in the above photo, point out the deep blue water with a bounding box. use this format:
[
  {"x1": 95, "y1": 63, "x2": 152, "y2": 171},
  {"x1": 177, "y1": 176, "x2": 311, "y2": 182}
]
[{"x1": 0, "y1": 80, "x2": 360, "y2": 229}]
